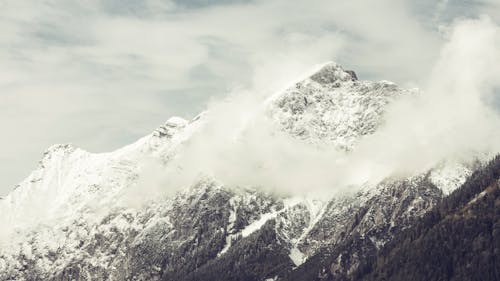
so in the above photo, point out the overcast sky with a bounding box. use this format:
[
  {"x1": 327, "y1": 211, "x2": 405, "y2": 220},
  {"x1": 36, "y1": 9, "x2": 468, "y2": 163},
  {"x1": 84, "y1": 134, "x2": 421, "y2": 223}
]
[{"x1": 0, "y1": 0, "x2": 499, "y2": 195}]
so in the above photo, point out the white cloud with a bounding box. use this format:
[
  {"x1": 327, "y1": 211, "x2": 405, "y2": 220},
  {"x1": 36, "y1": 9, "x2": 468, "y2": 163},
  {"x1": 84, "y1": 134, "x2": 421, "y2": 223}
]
[
  {"x1": 338, "y1": 16, "x2": 500, "y2": 183},
  {"x1": 0, "y1": 0, "x2": 498, "y2": 195},
  {"x1": 136, "y1": 16, "x2": 500, "y2": 198}
]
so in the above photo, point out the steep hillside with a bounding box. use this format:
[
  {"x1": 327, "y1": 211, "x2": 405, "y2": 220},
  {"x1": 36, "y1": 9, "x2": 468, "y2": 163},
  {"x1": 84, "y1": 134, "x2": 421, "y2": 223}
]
[
  {"x1": 286, "y1": 155, "x2": 500, "y2": 281},
  {"x1": 361, "y1": 155, "x2": 500, "y2": 281}
]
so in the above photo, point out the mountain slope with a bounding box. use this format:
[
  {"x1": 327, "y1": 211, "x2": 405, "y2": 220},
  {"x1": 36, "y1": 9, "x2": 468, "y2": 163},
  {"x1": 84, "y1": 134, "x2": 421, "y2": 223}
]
[
  {"x1": 360, "y1": 155, "x2": 500, "y2": 281},
  {"x1": 0, "y1": 62, "x2": 483, "y2": 281},
  {"x1": 285, "y1": 155, "x2": 500, "y2": 281}
]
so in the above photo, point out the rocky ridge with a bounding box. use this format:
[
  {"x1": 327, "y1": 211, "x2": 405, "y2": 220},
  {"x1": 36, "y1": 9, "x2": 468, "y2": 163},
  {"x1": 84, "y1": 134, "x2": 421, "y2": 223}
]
[{"x1": 0, "y1": 62, "x2": 478, "y2": 281}]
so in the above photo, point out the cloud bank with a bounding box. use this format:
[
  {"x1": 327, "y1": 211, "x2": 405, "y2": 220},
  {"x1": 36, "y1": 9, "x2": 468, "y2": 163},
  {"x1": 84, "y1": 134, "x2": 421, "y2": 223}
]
[
  {"x1": 133, "y1": 16, "x2": 500, "y2": 199},
  {"x1": 0, "y1": 0, "x2": 499, "y2": 195}
]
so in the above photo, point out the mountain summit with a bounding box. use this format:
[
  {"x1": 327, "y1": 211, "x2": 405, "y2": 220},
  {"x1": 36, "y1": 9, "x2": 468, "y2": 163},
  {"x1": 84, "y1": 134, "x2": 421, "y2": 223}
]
[{"x1": 309, "y1": 62, "x2": 357, "y2": 84}]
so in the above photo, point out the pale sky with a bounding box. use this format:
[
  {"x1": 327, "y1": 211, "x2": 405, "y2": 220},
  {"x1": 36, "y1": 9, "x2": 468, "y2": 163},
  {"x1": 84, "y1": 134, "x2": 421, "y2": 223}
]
[{"x1": 0, "y1": 0, "x2": 499, "y2": 195}]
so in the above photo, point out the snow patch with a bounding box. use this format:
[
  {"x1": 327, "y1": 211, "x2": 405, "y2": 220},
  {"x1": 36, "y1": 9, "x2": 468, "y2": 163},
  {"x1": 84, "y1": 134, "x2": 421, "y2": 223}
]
[
  {"x1": 165, "y1": 116, "x2": 188, "y2": 127},
  {"x1": 241, "y1": 211, "x2": 278, "y2": 237},
  {"x1": 218, "y1": 235, "x2": 233, "y2": 257},
  {"x1": 468, "y1": 190, "x2": 487, "y2": 205},
  {"x1": 289, "y1": 246, "x2": 305, "y2": 266},
  {"x1": 430, "y1": 161, "x2": 472, "y2": 194}
]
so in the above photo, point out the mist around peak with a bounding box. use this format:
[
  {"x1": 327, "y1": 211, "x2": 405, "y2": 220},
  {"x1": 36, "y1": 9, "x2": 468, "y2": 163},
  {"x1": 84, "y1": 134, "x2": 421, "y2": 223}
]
[{"x1": 134, "y1": 17, "x2": 500, "y2": 200}]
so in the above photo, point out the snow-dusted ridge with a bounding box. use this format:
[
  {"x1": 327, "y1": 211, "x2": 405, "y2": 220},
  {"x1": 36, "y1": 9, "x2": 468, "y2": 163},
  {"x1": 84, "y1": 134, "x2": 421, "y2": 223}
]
[
  {"x1": 0, "y1": 116, "x2": 193, "y2": 233},
  {"x1": 0, "y1": 62, "x2": 480, "y2": 281}
]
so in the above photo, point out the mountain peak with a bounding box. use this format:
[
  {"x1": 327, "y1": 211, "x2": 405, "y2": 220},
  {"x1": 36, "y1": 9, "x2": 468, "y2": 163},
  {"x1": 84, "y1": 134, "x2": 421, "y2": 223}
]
[
  {"x1": 152, "y1": 116, "x2": 188, "y2": 138},
  {"x1": 41, "y1": 143, "x2": 77, "y2": 160},
  {"x1": 0, "y1": 61, "x2": 485, "y2": 281},
  {"x1": 269, "y1": 62, "x2": 404, "y2": 150},
  {"x1": 309, "y1": 62, "x2": 357, "y2": 84}
]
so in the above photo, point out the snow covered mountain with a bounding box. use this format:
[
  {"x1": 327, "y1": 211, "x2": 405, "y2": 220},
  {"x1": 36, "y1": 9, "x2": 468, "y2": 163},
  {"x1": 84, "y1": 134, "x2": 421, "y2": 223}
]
[{"x1": 0, "y1": 62, "x2": 481, "y2": 281}]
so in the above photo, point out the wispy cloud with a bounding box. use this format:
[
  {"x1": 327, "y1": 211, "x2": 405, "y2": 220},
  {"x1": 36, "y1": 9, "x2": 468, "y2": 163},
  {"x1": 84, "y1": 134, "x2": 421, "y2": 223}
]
[
  {"x1": 129, "y1": 17, "x2": 500, "y2": 202},
  {"x1": 0, "y1": 0, "x2": 498, "y2": 195}
]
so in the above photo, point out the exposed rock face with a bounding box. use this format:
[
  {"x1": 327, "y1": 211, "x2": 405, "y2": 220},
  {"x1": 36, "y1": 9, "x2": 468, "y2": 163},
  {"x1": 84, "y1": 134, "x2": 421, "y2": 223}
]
[
  {"x1": 270, "y1": 62, "x2": 411, "y2": 150},
  {"x1": 345, "y1": 70, "x2": 358, "y2": 81},
  {"x1": 0, "y1": 62, "x2": 478, "y2": 281}
]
